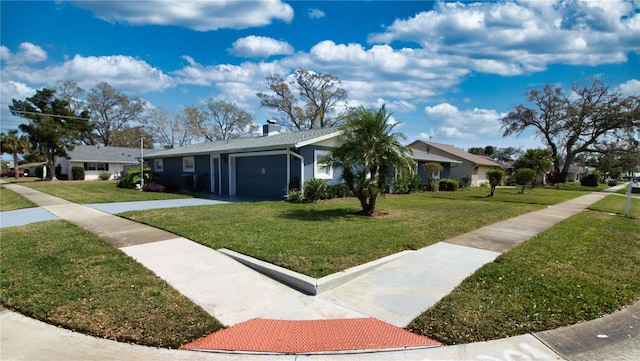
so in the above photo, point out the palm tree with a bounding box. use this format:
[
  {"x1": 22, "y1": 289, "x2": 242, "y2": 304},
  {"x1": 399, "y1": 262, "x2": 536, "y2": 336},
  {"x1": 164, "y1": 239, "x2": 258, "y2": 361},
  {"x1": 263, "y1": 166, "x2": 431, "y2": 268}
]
[
  {"x1": 326, "y1": 105, "x2": 416, "y2": 216},
  {"x1": 514, "y1": 148, "x2": 553, "y2": 187},
  {"x1": 1, "y1": 130, "x2": 31, "y2": 179}
]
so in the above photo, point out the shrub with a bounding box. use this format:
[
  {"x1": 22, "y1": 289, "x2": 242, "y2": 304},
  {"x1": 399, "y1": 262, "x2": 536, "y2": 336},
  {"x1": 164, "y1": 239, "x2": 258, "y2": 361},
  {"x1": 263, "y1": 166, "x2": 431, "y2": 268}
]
[
  {"x1": 303, "y1": 178, "x2": 328, "y2": 202},
  {"x1": 98, "y1": 172, "x2": 112, "y2": 181},
  {"x1": 392, "y1": 174, "x2": 421, "y2": 194},
  {"x1": 326, "y1": 183, "x2": 351, "y2": 199},
  {"x1": 117, "y1": 167, "x2": 152, "y2": 189},
  {"x1": 438, "y1": 178, "x2": 460, "y2": 192},
  {"x1": 580, "y1": 173, "x2": 600, "y2": 187},
  {"x1": 285, "y1": 189, "x2": 304, "y2": 203},
  {"x1": 71, "y1": 166, "x2": 85, "y2": 180},
  {"x1": 460, "y1": 174, "x2": 472, "y2": 189},
  {"x1": 143, "y1": 182, "x2": 165, "y2": 192}
]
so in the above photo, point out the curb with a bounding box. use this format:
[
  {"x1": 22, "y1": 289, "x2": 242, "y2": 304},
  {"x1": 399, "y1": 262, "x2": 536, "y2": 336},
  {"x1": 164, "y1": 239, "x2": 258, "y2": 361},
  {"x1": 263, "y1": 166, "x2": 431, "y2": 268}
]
[{"x1": 218, "y1": 248, "x2": 414, "y2": 295}]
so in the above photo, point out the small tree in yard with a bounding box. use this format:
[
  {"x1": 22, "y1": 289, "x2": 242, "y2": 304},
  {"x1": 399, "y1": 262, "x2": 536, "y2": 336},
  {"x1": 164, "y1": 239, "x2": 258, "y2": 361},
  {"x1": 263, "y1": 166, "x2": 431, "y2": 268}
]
[
  {"x1": 513, "y1": 168, "x2": 537, "y2": 194},
  {"x1": 486, "y1": 169, "x2": 505, "y2": 197},
  {"x1": 326, "y1": 104, "x2": 415, "y2": 216},
  {"x1": 423, "y1": 162, "x2": 443, "y2": 191}
]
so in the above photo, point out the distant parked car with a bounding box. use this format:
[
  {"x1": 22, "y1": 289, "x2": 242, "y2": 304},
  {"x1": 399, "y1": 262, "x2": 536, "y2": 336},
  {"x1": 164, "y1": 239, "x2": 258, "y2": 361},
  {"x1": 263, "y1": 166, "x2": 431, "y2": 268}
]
[
  {"x1": 0, "y1": 170, "x2": 26, "y2": 177},
  {"x1": 607, "y1": 179, "x2": 618, "y2": 186}
]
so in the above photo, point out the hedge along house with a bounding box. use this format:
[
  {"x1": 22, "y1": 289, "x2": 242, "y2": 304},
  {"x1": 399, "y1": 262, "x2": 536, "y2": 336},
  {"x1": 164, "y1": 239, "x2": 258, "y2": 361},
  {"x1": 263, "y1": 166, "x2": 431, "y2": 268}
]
[
  {"x1": 146, "y1": 125, "x2": 344, "y2": 199},
  {"x1": 56, "y1": 145, "x2": 160, "y2": 180},
  {"x1": 408, "y1": 140, "x2": 503, "y2": 186}
]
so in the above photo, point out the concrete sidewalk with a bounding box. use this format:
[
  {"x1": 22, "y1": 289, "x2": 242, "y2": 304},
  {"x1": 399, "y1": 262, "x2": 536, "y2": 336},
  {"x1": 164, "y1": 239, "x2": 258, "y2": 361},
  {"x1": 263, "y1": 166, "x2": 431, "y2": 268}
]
[{"x1": 1, "y1": 182, "x2": 638, "y2": 360}]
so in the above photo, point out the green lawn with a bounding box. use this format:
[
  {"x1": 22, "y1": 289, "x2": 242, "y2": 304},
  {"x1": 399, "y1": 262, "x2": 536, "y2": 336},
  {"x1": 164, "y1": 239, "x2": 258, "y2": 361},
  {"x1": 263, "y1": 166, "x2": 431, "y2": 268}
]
[
  {"x1": 407, "y1": 195, "x2": 640, "y2": 345},
  {"x1": 2, "y1": 185, "x2": 634, "y2": 348},
  {"x1": 0, "y1": 221, "x2": 223, "y2": 348},
  {"x1": 0, "y1": 185, "x2": 37, "y2": 211},
  {"x1": 23, "y1": 180, "x2": 193, "y2": 203},
  {"x1": 426, "y1": 186, "x2": 592, "y2": 205},
  {"x1": 121, "y1": 189, "x2": 587, "y2": 278}
]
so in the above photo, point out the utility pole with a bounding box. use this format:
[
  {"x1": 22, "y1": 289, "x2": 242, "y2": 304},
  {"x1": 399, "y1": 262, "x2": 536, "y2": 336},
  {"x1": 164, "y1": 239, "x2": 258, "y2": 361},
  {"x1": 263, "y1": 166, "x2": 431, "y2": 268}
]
[{"x1": 140, "y1": 137, "x2": 144, "y2": 191}]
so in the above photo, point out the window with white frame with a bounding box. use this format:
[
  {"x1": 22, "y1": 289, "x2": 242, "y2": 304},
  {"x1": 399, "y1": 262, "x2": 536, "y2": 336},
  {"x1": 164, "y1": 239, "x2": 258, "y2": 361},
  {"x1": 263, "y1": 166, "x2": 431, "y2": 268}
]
[
  {"x1": 154, "y1": 159, "x2": 164, "y2": 172},
  {"x1": 84, "y1": 162, "x2": 108, "y2": 171},
  {"x1": 432, "y1": 170, "x2": 441, "y2": 180},
  {"x1": 183, "y1": 156, "x2": 195, "y2": 172},
  {"x1": 314, "y1": 150, "x2": 332, "y2": 179}
]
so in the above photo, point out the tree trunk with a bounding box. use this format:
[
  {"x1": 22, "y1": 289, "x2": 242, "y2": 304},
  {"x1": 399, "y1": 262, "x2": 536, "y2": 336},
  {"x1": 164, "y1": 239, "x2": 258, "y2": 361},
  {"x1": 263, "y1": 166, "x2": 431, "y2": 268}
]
[{"x1": 13, "y1": 153, "x2": 20, "y2": 179}]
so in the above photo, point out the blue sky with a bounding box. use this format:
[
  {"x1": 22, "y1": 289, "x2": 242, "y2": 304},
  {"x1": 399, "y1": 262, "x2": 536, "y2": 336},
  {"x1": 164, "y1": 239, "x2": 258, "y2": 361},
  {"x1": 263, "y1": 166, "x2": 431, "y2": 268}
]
[{"x1": 1, "y1": 0, "x2": 638, "y2": 153}]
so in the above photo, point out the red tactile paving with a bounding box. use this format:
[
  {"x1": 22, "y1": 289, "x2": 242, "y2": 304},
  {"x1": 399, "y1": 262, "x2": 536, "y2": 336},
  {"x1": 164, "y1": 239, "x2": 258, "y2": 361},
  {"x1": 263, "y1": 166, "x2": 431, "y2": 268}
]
[{"x1": 181, "y1": 318, "x2": 441, "y2": 354}]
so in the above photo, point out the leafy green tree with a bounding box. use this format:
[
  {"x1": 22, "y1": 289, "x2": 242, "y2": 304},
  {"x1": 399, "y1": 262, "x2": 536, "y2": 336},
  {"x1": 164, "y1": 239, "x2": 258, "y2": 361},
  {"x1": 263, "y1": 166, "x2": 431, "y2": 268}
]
[
  {"x1": 87, "y1": 82, "x2": 145, "y2": 146},
  {"x1": 493, "y1": 147, "x2": 522, "y2": 162},
  {"x1": 0, "y1": 130, "x2": 30, "y2": 179},
  {"x1": 194, "y1": 100, "x2": 257, "y2": 141},
  {"x1": 10, "y1": 88, "x2": 92, "y2": 180},
  {"x1": 486, "y1": 168, "x2": 505, "y2": 197},
  {"x1": 502, "y1": 79, "x2": 640, "y2": 183},
  {"x1": 257, "y1": 69, "x2": 347, "y2": 130},
  {"x1": 513, "y1": 168, "x2": 537, "y2": 194},
  {"x1": 513, "y1": 149, "x2": 553, "y2": 187},
  {"x1": 326, "y1": 105, "x2": 415, "y2": 216}
]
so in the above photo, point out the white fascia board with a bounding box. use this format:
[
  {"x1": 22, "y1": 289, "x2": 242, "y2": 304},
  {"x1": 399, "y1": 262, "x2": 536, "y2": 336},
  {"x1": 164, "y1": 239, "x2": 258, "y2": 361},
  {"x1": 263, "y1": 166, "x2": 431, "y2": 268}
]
[{"x1": 294, "y1": 130, "x2": 343, "y2": 149}]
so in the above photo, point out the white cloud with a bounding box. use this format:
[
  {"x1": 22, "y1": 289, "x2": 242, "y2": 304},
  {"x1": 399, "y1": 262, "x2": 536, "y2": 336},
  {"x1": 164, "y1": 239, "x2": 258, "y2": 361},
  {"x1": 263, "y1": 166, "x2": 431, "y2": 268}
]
[
  {"x1": 173, "y1": 56, "x2": 284, "y2": 86},
  {"x1": 1, "y1": 81, "x2": 37, "y2": 131},
  {"x1": 424, "y1": 103, "x2": 506, "y2": 140},
  {"x1": 229, "y1": 36, "x2": 294, "y2": 58},
  {"x1": 0, "y1": 42, "x2": 47, "y2": 65},
  {"x1": 368, "y1": 0, "x2": 640, "y2": 75},
  {"x1": 2, "y1": 53, "x2": 174, "y2": 94},
  {"x1": 308, "y1": 8, "x2": 325, "y2": 19},
  {"x1": 618, "y1": 79, "x2": 640, "y2": 96},
  {"x1": 69, "y1": 0, "x2": 294, "y2": 31}
]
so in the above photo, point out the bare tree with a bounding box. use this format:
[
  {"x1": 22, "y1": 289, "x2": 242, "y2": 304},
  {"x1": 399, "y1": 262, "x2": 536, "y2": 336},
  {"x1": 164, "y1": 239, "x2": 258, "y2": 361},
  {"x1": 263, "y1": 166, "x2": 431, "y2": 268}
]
[
  {"x1": 143, "y1": 107, "x2": 200, "y2": 149},
  {"x1": 257, "y1": 69, "x2": 348, "y2": 130},
  {"x1": 87, "y1": 82, "x2": 145, "y2": 146},
  {"x1": 193, "y1": 100, "x2": 257, "y2": 141},
  {"x1": 502, "y1": 79, "x2": 640, "y2": 183}
]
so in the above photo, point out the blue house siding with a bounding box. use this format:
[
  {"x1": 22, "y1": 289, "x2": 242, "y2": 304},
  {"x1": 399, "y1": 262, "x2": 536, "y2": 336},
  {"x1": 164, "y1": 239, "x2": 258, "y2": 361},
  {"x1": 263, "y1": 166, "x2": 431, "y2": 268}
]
[
  {"x1": 155, "y1": 157, "x2": 183, "y2": 189},
  {"x1": 235, "y1": 154, "x2": 287, "y2": 199},
  {"x1": 416, "y1": 161, "x2": 452, "y2": 183},
  {"x1": 299, "y1": 145, "x2": 342, "y2": 184},
  {"x1": 193, "y1": 155, "x2": 211, "y2": 192}
]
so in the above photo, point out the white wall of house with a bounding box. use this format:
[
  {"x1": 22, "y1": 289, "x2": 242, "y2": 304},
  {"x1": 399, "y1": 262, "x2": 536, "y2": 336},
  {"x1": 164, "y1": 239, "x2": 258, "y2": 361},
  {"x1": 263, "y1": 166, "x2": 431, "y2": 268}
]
[{"x1": 56, "y1": 158, "x2": 132, "y2": 180}]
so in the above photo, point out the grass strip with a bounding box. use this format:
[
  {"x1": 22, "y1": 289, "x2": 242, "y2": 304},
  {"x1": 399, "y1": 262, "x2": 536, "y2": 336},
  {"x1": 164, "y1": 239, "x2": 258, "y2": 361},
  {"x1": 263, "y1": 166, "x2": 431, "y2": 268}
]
[
  {"x1": 0, "y1": 220, "x2": 224, "y2": 348},
  {"x1": 122, "y1": 193, "x2": 546, "y2": 277},
  {"x1": 0, "y1": 185, "x2": 37, "y2": 211},
  {"x1": 407, "y1": 195, "x2": 640, "y2": 345},
  {"x1": 24, "y1": 181, "x2": 192, "y2": 204}
]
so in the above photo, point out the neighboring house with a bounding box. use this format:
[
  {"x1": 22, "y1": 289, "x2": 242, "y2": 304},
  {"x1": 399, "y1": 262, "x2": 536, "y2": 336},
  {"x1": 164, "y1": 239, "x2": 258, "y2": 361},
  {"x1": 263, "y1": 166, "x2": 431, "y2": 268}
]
[
  {"x1": 16, "y1": 162, "x2": 45, "y2": 177},
  {"x1": 146, "y1": 125, "x2": 344, "y2": 199},
  {"x1": 57, "y1": 145, "x2": 160, "y2": 180},
  {"x1": 565, "y1": 165, "x2": 594, "y2": 182},
  {"x1": 408, "y1": 140, "x2": 503, "y2": 186},
  {"x1": 409, "y1": 148, "x2": 462, "y2": 183}
]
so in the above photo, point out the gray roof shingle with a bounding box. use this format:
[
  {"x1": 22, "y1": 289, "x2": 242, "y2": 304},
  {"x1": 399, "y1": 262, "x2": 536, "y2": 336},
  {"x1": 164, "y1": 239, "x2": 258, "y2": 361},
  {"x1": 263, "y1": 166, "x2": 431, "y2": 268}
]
[
  {"x1": 66, "y1": 145, "x2": 160, "y2": 163},
  {"x1": 147, "y1": 127, "x2": 342, "y2": 158}
]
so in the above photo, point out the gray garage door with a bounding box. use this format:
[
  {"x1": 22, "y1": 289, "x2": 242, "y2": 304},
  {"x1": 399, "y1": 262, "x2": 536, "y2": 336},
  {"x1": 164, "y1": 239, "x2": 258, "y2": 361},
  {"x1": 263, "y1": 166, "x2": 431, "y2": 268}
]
[{"x1": 235, "y1": 155, "x2": 287, "y2": 199}]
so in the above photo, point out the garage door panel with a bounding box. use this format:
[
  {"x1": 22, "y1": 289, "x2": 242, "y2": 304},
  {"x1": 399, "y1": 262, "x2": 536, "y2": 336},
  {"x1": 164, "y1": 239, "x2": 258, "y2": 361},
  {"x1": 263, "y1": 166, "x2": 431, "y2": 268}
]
[{"x1": 236, "y1": 155, "x2": 286, "y2": 199}]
